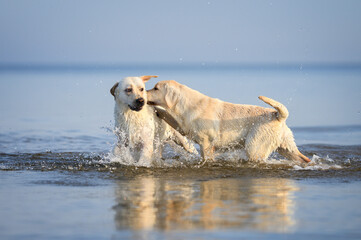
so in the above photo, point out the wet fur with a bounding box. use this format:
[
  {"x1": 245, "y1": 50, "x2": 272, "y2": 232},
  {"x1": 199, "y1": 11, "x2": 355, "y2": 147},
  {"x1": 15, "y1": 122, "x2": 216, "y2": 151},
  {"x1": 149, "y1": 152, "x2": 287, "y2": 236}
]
[
  {"x1": 111, "y1": 76, "x2": 197, "y2": 166},
  {"x1": 147, "y1": 80, "x2": 310, "y2": 164}
]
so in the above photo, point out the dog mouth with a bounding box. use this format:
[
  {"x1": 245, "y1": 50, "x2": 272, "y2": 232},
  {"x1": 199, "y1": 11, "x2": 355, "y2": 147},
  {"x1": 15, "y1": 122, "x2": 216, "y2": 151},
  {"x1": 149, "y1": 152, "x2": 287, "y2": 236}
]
[
  {"x1": 147, "y1": 101, "x2": 156, "y2": 105},
  {"x1": 128, "y1": 104, "x2": 143, "y2": 111}
]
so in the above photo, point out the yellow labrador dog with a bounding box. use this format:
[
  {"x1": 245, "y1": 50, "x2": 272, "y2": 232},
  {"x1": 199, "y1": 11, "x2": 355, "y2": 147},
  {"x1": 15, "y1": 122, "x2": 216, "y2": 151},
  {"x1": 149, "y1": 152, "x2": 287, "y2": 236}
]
[
  {"x1": 110, "y1": 76, "x2": 197, "y2": 166},
  {"x1": 147, "y1": 80, "x2": 311, "y2": 165}
]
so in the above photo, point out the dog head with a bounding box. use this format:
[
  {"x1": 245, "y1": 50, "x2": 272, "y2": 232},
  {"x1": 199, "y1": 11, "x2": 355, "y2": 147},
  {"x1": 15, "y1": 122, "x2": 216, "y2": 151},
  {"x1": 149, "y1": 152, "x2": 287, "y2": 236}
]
[
  {"x1": 147, "y1": 80, "x2": 180, "y2": 109},
  {"x1": 110, "y1": 75, "x2": 158, "y2": 111}
]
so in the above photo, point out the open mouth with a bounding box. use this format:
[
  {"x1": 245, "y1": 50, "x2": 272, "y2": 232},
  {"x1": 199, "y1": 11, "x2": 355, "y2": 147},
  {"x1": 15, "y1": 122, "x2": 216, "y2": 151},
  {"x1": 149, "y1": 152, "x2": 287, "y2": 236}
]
[
  {"x1": 147, "y1": 101, "x2": 156, "y2": 105},
  {"x1": 128, "y1": 105, "x2": 143, "y2": 111}
]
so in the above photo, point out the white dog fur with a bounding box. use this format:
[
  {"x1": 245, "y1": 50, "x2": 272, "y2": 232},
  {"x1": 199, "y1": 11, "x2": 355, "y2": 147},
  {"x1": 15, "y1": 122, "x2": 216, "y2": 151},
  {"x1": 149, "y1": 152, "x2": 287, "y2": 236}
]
[
  {"x1": 147, "y1": 80, "x2": 311, "y2": 165},
  {"x1": 110, "y1": 76, "x2": 197, "y2": 166}
]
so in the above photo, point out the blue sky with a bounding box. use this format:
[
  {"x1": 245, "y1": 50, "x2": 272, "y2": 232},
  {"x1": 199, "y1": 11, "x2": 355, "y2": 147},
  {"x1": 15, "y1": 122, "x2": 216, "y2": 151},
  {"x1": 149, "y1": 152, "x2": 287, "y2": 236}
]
[{"x1": 1, "y1": 0, "x2": 361, "y2": 65}]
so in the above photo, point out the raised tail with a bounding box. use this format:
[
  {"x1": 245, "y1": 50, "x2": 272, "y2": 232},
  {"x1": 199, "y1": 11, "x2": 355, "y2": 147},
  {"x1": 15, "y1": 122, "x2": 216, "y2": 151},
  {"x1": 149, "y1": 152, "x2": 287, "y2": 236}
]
[{"x1": 258, "y1": 96, "x2": 289, "y2": 121}]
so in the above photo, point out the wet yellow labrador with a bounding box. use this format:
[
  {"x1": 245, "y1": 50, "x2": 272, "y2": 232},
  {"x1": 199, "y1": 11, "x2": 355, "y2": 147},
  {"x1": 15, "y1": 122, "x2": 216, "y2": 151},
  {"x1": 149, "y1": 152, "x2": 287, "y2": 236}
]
[
  {"x1": 147, "y1": 80, "x2": 311, "y2": 165},
  {"x1": 110, "y1": 76, "x2": 197, "y2": 166}
]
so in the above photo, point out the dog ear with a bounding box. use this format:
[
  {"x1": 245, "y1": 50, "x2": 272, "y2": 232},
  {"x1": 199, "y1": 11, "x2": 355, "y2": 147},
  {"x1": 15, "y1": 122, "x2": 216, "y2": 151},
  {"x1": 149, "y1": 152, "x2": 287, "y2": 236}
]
[
  {"x1": 140, "y1": 75, "x2": 158, "y2": 82},
  {"x1": 110, "y1": 82, "x2": 119, "y2": 99},
  {"x1": 164, "y1": 87, "x2": 178, "y2": 109}
]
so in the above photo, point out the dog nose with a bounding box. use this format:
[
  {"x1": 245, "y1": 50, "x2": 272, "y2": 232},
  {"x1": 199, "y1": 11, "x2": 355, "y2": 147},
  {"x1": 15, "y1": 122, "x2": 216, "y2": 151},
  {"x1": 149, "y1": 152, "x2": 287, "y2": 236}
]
[{"x1": 136, "y1": 98, "x2": 144, "y2": 104}]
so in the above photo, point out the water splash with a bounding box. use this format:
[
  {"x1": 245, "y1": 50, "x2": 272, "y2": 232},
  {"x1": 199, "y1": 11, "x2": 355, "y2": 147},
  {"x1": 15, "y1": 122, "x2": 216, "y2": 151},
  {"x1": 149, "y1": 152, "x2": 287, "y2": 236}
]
[
  {"x1": 104, "y1": 142, "x2": 200, "y2": 168},
  {"x1": 293, "y1": 155, "x2": 343, "y2": 170},
  {"x1": 103, "y1": 144, "x2": 352, "y2": 171},
  {"x1": 0, "y1": 143, "x2": 359, "y2": 176},
  {"x1": 108, "y1": 126, "x2": 200, "y2": 168}
]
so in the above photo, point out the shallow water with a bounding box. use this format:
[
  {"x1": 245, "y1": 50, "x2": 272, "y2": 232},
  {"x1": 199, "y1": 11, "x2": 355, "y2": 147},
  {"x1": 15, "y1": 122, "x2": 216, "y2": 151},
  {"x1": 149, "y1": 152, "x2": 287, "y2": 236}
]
[
  {"x1": 1, "y1": 167, "x2": 361, "y2": 240},
  {"x1": 0, "y1": 67, "x2": 361, "y2": 239}
]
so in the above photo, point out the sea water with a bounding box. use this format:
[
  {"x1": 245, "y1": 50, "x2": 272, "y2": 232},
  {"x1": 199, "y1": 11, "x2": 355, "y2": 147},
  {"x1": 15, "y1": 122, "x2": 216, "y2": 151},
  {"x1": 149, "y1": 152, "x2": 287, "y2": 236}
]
[{"x1": 0, "y1": 65, "x2": 360, "y2": 239}]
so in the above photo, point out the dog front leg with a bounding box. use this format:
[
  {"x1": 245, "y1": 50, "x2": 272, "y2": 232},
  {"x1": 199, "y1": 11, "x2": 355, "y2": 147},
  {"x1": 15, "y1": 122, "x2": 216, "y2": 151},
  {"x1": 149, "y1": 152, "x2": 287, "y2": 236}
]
[
  {"x1": 199, "y1": 139, "x2": 215, "y2": 166},
  {"x1": 113, "y1": 136, "x2": 129, "y2": 157},
  {"x1": 138, "y1": 142, "x2": 154, "y2": 167},
  {"x1": 171, "y1": 130, "x2": 198, "y2": 155}
]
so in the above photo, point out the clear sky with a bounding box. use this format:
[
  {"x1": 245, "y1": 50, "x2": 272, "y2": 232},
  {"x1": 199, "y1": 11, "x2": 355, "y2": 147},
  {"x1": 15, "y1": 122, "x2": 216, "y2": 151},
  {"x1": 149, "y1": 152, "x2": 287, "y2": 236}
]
[{"x1": 1, "y1": 0, "x2": 361, "y2": 65}]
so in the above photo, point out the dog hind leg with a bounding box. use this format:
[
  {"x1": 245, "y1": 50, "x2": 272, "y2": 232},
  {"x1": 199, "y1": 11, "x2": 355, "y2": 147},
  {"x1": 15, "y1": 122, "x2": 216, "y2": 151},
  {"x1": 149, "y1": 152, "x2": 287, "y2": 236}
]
[
  {"x1": 277, "y1": 127, "x2": 311, "y2": 163},
  {"x1": 245, "y1": 128, "x2": 278, "y2": 162},
  {"x1": 277, "y1": 147, "x2": 311, "y2": 163}
]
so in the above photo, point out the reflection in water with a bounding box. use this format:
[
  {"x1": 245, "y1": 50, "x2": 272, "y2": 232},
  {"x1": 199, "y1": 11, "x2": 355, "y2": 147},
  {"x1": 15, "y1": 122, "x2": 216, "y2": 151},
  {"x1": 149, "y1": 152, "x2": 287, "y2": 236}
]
[{"x1": 113, "y1": 175, "x2": 298, "y2": 233}]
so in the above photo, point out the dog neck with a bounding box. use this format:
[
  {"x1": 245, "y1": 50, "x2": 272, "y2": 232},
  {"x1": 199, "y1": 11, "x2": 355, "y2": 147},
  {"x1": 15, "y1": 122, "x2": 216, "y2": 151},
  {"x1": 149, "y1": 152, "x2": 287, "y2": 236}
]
[
  {"x1": 165, "y1": 87, "x2": 218, "y2": 140},
  {"x1": 164, "y1": 102, "x2": 197, "y2": 138}
]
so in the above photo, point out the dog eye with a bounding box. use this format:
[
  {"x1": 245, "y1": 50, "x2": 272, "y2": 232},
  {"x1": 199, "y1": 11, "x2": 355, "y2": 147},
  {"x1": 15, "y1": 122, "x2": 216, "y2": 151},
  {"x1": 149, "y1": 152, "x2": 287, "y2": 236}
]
[
  {"x1": 140, "y1": 88, "x2": 144, "y2": 92},
  {"x1": 125, "y1": 88, "x2": 132, "y2": 93},
  {"x1": 154, "y1": 87, "x2": 158, "y2": 90}
]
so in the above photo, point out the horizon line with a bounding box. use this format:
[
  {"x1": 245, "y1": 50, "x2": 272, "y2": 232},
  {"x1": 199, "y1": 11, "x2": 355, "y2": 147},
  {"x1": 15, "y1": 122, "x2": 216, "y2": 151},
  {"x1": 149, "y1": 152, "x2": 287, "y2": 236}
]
[{"x1": 0, "y1": 62, "x2": 360, "y2": 72}]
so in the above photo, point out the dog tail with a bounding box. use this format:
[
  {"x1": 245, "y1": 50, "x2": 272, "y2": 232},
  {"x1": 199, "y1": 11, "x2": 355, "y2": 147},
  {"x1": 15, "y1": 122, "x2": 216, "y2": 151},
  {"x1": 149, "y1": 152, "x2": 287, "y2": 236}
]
[{"x1": 258, "y1": 96, "x2": 289, "y2": 121}]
